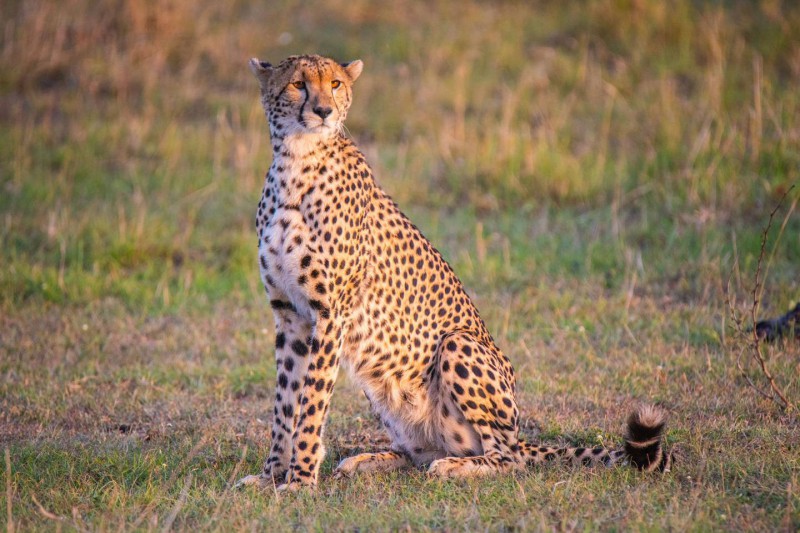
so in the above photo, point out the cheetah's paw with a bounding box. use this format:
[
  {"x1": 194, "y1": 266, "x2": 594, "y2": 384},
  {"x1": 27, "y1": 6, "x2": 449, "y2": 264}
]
[
  {"x1": 276, "y1": 480, "x2": 315, "y2": 493},
  {"x1": 427, "y1": 457, "x2": 470, "y2": 478},
  {"x1": 233, "y1": 474, "x2": 272, "y2": 490}
]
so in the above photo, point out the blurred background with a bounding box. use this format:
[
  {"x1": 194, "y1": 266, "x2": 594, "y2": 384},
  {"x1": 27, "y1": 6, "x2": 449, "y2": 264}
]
[
  {"x1": 2, "y1": 1, "x2": 800, "y2": 529},
  {"x1": 1, "y1": 0, "x2": 798, "y2": 311}
]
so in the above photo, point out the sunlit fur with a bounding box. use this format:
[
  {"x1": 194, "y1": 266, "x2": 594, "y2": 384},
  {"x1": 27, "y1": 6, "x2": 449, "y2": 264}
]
[{"x1": 236, "y1": 55, "x2": 672, "y2": 492}]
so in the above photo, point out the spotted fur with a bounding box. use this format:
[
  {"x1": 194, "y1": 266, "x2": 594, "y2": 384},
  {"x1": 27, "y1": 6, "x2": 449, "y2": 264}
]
[{"x1": 235, "y1": 55, "x2": 672, "y2": 492}]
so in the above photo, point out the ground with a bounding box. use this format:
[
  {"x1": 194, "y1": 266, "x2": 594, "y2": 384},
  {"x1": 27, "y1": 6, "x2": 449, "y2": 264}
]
[{"x1": 1, "y1": 0, "x2": 800, "y2": 530}]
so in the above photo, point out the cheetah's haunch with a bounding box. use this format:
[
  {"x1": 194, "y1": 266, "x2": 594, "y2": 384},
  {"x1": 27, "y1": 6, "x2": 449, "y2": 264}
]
[{"x1": 236, "y1": 54, "x2": 672, "y2": 492}]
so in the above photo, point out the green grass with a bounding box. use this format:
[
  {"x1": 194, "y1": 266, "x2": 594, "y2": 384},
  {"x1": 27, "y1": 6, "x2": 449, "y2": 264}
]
[{"x1": 2, "y1": 0, "x2": 800, "y2": 530}]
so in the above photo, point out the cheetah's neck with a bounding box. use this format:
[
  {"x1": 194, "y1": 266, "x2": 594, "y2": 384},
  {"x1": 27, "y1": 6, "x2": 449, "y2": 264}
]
[{"x1": 269, "y1": 131, "x2": 348, "y2": 207}]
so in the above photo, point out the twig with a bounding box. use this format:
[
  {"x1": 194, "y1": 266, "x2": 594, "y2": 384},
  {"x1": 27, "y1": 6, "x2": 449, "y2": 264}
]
[
  {"x1": 735, "y1": 346, "x2": 775, "y2": 402},
  {"x1": 752, "y1": 184, "x2": 795, "y2": 319},
  {"x1": 750, "y1": 185, "x2": 795, "y2": 410},
  {"x1": 758, "y1": 193, "x2": 799, "y2": 308},
  {"x1": 727, "y1": 244, "x2": 778, "y2": 403},
  {"x1": 732, "y1": 184, "x2": 797, "y2": 411}
]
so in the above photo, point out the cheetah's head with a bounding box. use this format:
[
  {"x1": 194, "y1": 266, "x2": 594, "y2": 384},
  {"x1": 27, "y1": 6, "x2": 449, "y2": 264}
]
[{"x1": 249, "y1": 54, "x2": 363, "y2": 139}]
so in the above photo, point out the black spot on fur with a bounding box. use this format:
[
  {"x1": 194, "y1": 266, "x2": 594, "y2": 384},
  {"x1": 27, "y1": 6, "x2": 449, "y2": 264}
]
[
  {"x1": 270, "y1": 300, "x2": 296, "y2": 312},
  {"x1": 291, "y1": 340, "x2": 309, "y2": 356}
]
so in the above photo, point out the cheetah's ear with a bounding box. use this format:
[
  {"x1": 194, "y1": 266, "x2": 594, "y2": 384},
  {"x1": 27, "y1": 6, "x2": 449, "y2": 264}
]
[
  {"x1": 249, "y1": 58, "x2": 273, "y2": 89},
  {"x1": 341, "y1": 60, "x2": 363, "y2": 82}
]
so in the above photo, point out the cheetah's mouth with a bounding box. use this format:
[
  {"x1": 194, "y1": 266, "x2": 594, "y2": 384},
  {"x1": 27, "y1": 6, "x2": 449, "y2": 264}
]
[
  {"x1": 300, "y1": 114, "x2": 336, "y2": 134},
  {"x1": 305, "y1": 121, "x2": 333, "y2": 133}
]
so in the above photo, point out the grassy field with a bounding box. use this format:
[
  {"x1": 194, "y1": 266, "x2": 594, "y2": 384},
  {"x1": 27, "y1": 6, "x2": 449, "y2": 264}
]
[{"x1": 2, "y1": 0, "x2": 800, "y2": 530}]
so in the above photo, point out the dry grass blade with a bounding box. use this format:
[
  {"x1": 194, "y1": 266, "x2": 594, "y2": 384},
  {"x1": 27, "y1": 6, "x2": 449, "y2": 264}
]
[
  {"x1": 208, "y1": 445, "x2": 249, "y2": 529},
  {"x1": 30, "y1": 493, "x2": 63, "y2": 522},
  {"x1": 130, "y1": 432, "x2": 211, "y2": 530},
  {"x1": 5, "y1": 448, "x2": 13, "y2": 533},
  {"x1": 160, "y1": 473, "x2": 193, "y2": 533}
]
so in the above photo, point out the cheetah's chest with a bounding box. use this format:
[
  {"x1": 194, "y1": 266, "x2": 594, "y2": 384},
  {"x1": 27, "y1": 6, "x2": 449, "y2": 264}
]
[{"x1": 258, "y1": 207, "x2": 316, "y2": 321}]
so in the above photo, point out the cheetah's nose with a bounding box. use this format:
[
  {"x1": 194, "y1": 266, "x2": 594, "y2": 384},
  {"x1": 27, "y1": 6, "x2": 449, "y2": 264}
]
[{"x1": 313, "y1": 106, "x2": 333, "y2": 119}]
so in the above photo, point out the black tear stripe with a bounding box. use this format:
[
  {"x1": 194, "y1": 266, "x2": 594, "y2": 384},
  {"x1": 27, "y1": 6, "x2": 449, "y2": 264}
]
[
  {"x1": 298, "y1": 83, "x2": 309, "y2": 127},
  {"x1": 276, "y1": 85, "x2": 287, "y2": 101}
]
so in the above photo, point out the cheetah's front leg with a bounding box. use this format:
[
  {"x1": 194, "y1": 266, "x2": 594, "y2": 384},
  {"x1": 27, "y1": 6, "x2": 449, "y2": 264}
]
[
  {"x1": 279, "y1": 315, "x2": 344, "y2": 491},
  {"x1": 236, "y1": 306, "x2": 311, "y2": 489}
]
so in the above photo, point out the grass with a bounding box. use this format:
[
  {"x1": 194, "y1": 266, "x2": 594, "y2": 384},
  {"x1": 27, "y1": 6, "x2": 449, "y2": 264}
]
[{"x1": 2, "y1": 0, "x2": 800, "y2": 530}]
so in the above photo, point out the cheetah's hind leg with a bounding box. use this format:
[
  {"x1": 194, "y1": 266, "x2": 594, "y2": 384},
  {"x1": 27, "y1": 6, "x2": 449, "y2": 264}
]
[
  {"x1": 334, "y1": 451, "x2": 411, "y2": 478},
  {"x1": 428, "y1": 332, "x2": 524, "y2": 478}
]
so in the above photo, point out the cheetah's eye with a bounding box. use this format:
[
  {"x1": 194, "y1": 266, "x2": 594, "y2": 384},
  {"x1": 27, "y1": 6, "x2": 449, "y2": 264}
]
[
  {"x1": 331, "y1": 80, "x2": 342, "y2": 89},
  {"x1": 292, "y1": 81, "x2": 306, "y2": 90}
]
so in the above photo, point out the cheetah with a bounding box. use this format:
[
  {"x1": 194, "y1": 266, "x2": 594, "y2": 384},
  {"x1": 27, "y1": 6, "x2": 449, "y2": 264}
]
[{"x1": 236, "y1": 54, "x2": 672, "y2": 492}]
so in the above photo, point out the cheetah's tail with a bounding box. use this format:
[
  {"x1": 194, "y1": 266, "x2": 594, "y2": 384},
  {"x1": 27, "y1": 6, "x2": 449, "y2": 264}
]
[
  {"x1": 517, "y1": 405, "x2": 673, "y2": 473},
  {"x1": 623, "y1": 405, "x2": 673, "y2": 472}
]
